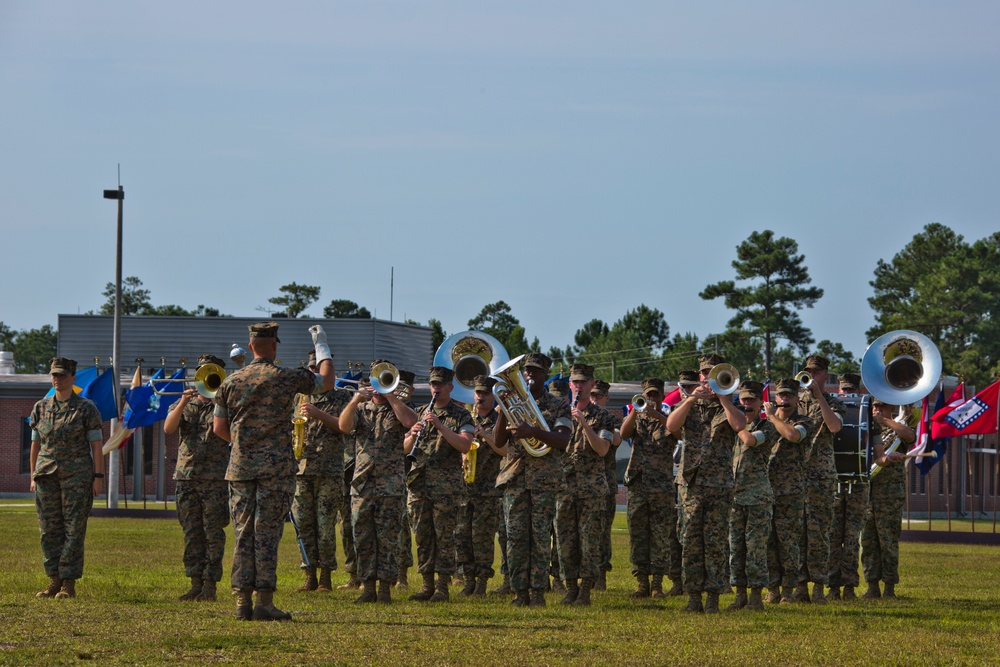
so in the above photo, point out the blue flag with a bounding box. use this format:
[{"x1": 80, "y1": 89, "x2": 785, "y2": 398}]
[
  {"x1": 917, "y1": 387, "x2": 949, "y2": 476},
  {"x1": 42, "y1": 365, "x2": 118, "y2": 421},
  {"x1": 336, "y1": 371, "x2": 362, "y2": 389},
  {"x1": 123, "y1": 368, "x2": 185, "y2": 429}
]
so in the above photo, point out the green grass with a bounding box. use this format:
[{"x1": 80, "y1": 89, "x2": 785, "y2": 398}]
[{"x1": 1, "y1": 503, "x2": 999, "y2": 666}]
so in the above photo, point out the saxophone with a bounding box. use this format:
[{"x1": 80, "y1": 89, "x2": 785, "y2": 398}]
[
  {"x1": 464, "y1": 406, "x2": 480, "y2": 484},
  {"x1": 292, "y1": 394, "x2": 307, "y2": 460}
]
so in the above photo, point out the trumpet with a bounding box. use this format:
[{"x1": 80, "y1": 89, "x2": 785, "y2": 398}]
[
  {"x1": 795, "y1": 370, "x2": 813, "y2": 389},
  {"x1": 152, "y1": 363, "x2": 227, "y2": 399},
  {"x1": 370, "y1": 361, "x2": 400, "y2": 394},
  {"x1": 632, "y1": 394, "x2": 648, "y2": 412},
  {"x1": 707, "y1": 363, "x2": 740, "y2": 395}
]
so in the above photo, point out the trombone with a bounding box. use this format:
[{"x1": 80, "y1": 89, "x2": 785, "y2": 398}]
[
  {"x1": 706, "y1": 364, "x2": 740, "y2": 395},
  {"x1": 369, "y1": 361, "x2": 401, "y2": 394},
  {"x1": 152, "y1": 363, "x2": 227, "y2": 399}
]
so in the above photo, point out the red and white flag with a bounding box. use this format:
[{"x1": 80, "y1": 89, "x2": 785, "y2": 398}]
[{"x1": 931, "y1": 381, "x2": 999, "y2": 439}]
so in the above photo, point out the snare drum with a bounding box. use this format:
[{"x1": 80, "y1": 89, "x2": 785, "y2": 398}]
[{"x1": 833, "y1": 394, "x2": 873, "y2": 485}]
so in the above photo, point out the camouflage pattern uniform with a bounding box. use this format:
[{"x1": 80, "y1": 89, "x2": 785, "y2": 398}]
[
  {"x1": 555, "y1": 403, "x2": 618, "y2": 583},
  {"x1": 340, "y1": 432, "x2": 358, "y2": 577},
  {"x1": 829, "y1": 416, "x2": 880, "y2": 589},
  {"x1": 456, "y1": 407, "x2": 502, "y2": 580},
  {"x1": 170, "y1": 395, "x2": 231, "y2": 584},
  {"x1": 215, "y1": 357, "x2": 323, "y2": 593},
  {"x1": 292, "y1": 388, "x2": 352, "y2": 572},
  {"x1": 625, "y1": 410, "x2": 680, "y2": 581},
  {"x1": 497, "y1": 391, "x2": 573, "y2": 593},
  {"x1": 406, "y1": 401, "x2": 475, "y2": 577},
  {"x1": 350, "y1": 401, "x2": 409, "y2": 583},
  {"x1": 729, "y1": 417, "x2": 777, "y2": 588},
  {"x1": 600, "y1": 408, "x2": 623, "y2": 580},
  {"x1": 766, "y1": 410, "x2": 814, "y2": 590},
  {"x1": 30, "y1": 393, "x2": 103, "y2": 581},
  {"x1": 861, "y1": 424, "x2": 907, "y2": 586},
  {"x1": 797, "y1": 391, "x2": 846, "y2": 587},
  {"x1": 676, "y1": 401, "x2": 737, "y2": 594}
]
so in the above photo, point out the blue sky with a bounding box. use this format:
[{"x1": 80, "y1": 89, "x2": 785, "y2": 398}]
[{"x1": 1, "y1": 1, "x2": 998, "y2": 364}]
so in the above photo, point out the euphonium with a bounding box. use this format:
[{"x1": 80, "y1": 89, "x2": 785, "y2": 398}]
[
  {"x1": 292, "y1": 394, "x2": 307, "y2": 459},
  {"x1": 491, "y1": 355, "x2": 552, "y2": 457}
]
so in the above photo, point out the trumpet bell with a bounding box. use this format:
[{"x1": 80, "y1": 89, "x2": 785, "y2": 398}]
[
  {"x1": 632, "y1": 394, "x2": 648, "y2": 412},
  {"x1": 707, "y1": 364, "x2": 740, "y2": 395},
  {"x1": 861, "y1": 330, "x2": 941, "y2": 405},
  {"x1": 795, "y1": 370, "x2": 813, "y2": 389},
  {"x1": 370, "y1": 361, "x2": 401, "y2": 394},
  {"x1": 434, "y1": 331, "x2": 511, "y2": 405},
  {"x1": 194, "y1": 363, "x2": 226, "y2": 398}
]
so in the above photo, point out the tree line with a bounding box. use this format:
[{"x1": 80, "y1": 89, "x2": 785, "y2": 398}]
[{"x1": 4, "y1": 224, "x2": 998, "y2": 385}]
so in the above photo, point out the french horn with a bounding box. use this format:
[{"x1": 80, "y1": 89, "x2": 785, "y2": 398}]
[{"x1": 433, "y1": 331, "x2": 510, "y2": 405}]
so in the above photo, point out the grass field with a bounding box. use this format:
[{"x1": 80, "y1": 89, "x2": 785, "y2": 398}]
[{"x1": 1, "y1": 500, "x2": 999, "y2": 666}]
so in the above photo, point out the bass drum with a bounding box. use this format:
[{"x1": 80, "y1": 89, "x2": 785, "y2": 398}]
[{"x1": 833, "y1": 394, "x2": 873, "y2": 485}]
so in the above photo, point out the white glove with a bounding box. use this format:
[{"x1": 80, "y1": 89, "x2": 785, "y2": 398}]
[{"x1": 309, "y1": 325, "x2": 332, "y2": 364}]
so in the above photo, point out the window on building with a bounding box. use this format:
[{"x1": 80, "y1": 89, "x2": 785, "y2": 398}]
[
  {"x1": 20, "y1": 419, "x2": 32, "y2": 474},
  {"x1": 123, "y1": 429, "x2": 153, "y2": 477}
]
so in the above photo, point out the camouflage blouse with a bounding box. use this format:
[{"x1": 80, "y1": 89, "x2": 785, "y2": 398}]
[
  {"x1": 496, "y1": 390, "x2": 573, "y2": 493},
  {"x1": 297, "y1": 388, "x2": 353, "y2": 479},
  {"x1": 350, "y1": 401, "x2": 408, "y2": 497},
  {"x1": 870, "y1": 418, "x2": 910, "y2": 500},
  {"x1": 407, "y1": 400, "x2": 475, "y2": 495},
  {"x1": 170, "y1": 396, "x2": 230, "y2": 481},
  {"x1": 624, "y1": 412, "x2": 676, "y2": 493},
  {"x1": 563, "y1": 403, "x2": 619, "y2": 498},
  {"x1": 732, "y1": 418, "x2": 777, "y2": 506},
  {"x1": 767, "y1": 411, "x2": 815, "y2": 497},
  {"x1": 30, "y1": 393, "x2": 103, "y2": 479},
  {"x1": 603, "y1": 408, "x2": 624, "y2": 494},
  {"x1": 677, "y1": 400, "x2": 737, "y2": 490},
  {"x1": 468, "y1": 407, "x2": 503, "y2": 497},
  {"x1": 214, "y1": 357, "x2": 322, "y2": 481},
  {"x1": 798, "y1": 391, "x2": 847, "y2": 481}
]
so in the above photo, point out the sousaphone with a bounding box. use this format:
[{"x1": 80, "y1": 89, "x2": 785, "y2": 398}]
[{"x1": 433, "y1": 331, "x2": 510, "y2": 405}]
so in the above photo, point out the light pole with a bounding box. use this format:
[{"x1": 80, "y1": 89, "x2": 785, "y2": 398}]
[{"x1": 103, "y1": 183, "x2": 124, "y2": 509}]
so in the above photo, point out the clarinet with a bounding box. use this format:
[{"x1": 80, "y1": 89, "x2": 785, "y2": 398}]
[{"x1": 410, "y1": 391, "x2": 439, "y2": 454}]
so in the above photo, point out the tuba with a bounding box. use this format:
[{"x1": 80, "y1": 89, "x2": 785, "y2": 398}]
[
  {"x1": 860, "y1": 330, "x2": 942, "y2": 406},
  {"x1": 707, "y1": 363, "x2": 740, "y2": 395},
  {"x1": 491, "y1": 355, "x2": 552, "y2": 457},
  {"x1": 434, "y1": 331, "x2": 510, "y2": 405}
]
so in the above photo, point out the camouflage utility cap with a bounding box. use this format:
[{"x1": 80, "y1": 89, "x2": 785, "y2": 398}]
[
  {"x1": 839, "y1": 372, "x2": 861, "y2": 392},
  {"x1": 398, "y1": 370, "x2": 416, "y2": 387},
  {"x1": 804, "y1": 354, "x2": 830, "y2": 371},
  {"x1": 569, "y1": 363, "x2": 595, "y2": 382},
  {"x1": 678, "y1": 370, "x2": 699, "y2": 384},
  {"x1": 591, "y1": 380, "x2": 611, "y2": 396},
  {"x1": 49, "y1": 357, "x2": 77, "y2": 375},
  {"x1": 739, "y1": 380, "x2": 764, "y2": 399},
  {"x1": 473, "y1": 375, "x2": 497, "y2": 392},
  {"x1": 775, "y1": 378, "x2": 800, "y2": 395},
  {"x1": 428, "y1": 366, "x2": 455, "y2": 383},
  {"x1": 198, "y1": 354, "x2": 226, "y2": 369},
  {"x1": 641, "y1": 377, "x2": 665, "y2": 394},
  {"x1": 699, "y1": 354, "x2": 725, "y2": 372},
  {"x1": 248, "y1": 321, "x2": 281, "y2": 343},
  {"x1": 523, "y1": 353, "x2": 552, "y2": 372},
  {"x1": 548, "y1": 379, "x2": 568, "y2": 397}
]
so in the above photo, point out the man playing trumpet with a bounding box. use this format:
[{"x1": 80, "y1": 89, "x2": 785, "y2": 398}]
[{"x1": 589, "y1": 379, "x2": 622, "y2": 592}]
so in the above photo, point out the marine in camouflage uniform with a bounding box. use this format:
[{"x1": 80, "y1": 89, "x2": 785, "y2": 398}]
[
  {"x1": 338, "y1": 399, "x2": 360, "y2": 590},
  {"x1": 292, "y1": 352, "x2": 353, "y2": 592},
  {"x1": 213, "y1": 322, "x2": 337, "y2": 621},
  {"x1": 827, "y1": 373, "x2": 872, "y2": 600},
  {"x1": 163, "y1": 354, "x2": 231, "y2": 602},
  {"x1": 455, "y1": 375, "x2": 503, "y2": 596},
  {"x1": 394, "y1": 370, "x2": 417, "y2": 589},
  {"x1": 554, "y1": 364, "x2": 618, "y2": 606},
  {"x1": 861, "y1": 399, "x2": 915, "y2": 599},
  {"x1": 30, "y1": 357, "x2": 105, "y2": 600},
  {"x1": 495, "y1": 353, "x2": 573, "y2": 607},
  {"x1": 589, "y1": 379, "x2": 622, "y2": 591},
  {"x1": 404, "y1": 366, "x2": 475, "y2": 602},
  {"x1": 621, "y1": 378, "x2": 679, "y2": 598},
  {"x1": 665, "y1": 357, "x2": 746, "y2": 614},
  {"x1": 339, "y1": 360, "x2": 418, "y2": 603},
  {"x1": 765, "y1": 379, "x2": 815, "y2": 604},
  {"x1": 796, "y1": 354, "x2": 846, "y2": 603},
  {"x1": 728, "y1": 381, "x2": 777, "y2": 611}
]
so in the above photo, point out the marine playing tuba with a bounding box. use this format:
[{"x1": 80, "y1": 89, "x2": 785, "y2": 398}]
[{"x1": 491, "y1": 355, "x2": 552, "y2": 457}]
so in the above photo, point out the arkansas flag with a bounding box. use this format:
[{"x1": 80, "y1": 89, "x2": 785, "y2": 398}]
[{"x1": 931, "y1": 380, "x2": 1000, "y2": 439}]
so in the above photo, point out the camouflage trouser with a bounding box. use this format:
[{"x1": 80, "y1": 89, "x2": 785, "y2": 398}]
[
  {"x1": 229, "y1": 476, "x2": 295, "y2": 592},
  {"x1": 34, "y1": 471, "x2": 93, "y2": 580},
  {"x1": 600, "y1": 492, "x2": 617, "y2": 573},
  {"x1": 408, "y1": 493, "x2": 460, "y2": 576},
  {"x1": 456, "y1": 494, "x2": 501, "y2": 579},
  {"x1": 679, "y1": 485, "x2": 731, "y2": 594},
  {"x1": 504, "y1": 488, "x2": 557, "y2": 592},
  {"x1": 292, "y1": 475, "x2": 340, "y2": 571},
  {"x1": 399, "y1": 498, "x2": 413, "y2": 569},
  {"x1": 352, "y1": 494, "x2": 402, "y2": 583},
  {"x1": 555, "y1": 494, "x2": 606, "y2": 582},
  {"x1": 767, "y1": 493, "x2": 804, "y2": 589},
  {"x1": 729, "y1": 502, "x2": 772, "y2": 588},
  {"x1": 339, "y1": 492, "x2": 356, "y2": 575},
  {"x1": 627, "y1": 486, "x2": 675, "y2": 577},
  {"x1": 828, "y1": 483, "x2": 868, "y2": 588},
  {"x1": 497, "y1": 505, "x2": 508, "y2": 575},
  {"x1": 861, "y1": 493, "x2": 904, "y2": 584},
  {"x1": 549, "y1": 524, "x2": 561, "y2": 580},
  {"x1": 176, "y1": 479, "x2": 230, "y2": 582},
  {"x1": 799, "y1": 477, "x2": 836, "y2": 585}
]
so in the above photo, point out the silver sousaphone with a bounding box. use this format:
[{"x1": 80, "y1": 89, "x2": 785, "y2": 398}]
[
  {"x1": 860, "y1": 330, "x2": 941, "y2": 406},
  {"x1": 433, "y1": 331, "x2": 510, "y2": 405}
]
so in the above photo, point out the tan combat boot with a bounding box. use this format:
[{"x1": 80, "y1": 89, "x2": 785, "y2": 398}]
[
  {"x1": 459, "y1": 574, "x2": 477, "y2": 597},
  {"x1": 354, "y1": 579, "x2": 377, "y2": 604},
  {"x1": 683, "y1": 592, "x2": 703, "y2": 613},
  {"x1": 317, "y1": 569, "x2": 333, "y2": 592},
  {"x1": 765, "y1": 588, "x2": 782, "y2": 604},
  {"x1": 490, "y1": 574, "x2": 511, "y2": 596},
  {"x1": 729, "y1": 586, "x2": 748, "y2": 611},
  {"x1": 409, "y1": 573, "x2": 435, "y2": 601},
  {"x1": 196, "y1": 580, "x2": 217, "y2": 602},
  {"x1": 826, "y1": 586, "x2": 841, "y2": 601},
  {"x1": 376, "y1": 579, "x2": 393, "y2": 604},
  {"x1": 36, "y1": 575, "x2": 62, "y2": 598},
  {"x1": 746, "y1": 588, "x2": 765, "y2": 611},
  {"x1": 511, "y1": 590, "x2": 529, "y2": 606},
  {"x1": 574, "y1": 578, "x2": 594, "y2": 606},
  {"x1": 179, "y1": 576, "x2": 204, "y2": 600},
  {"x1": 297, "y1": 568, "x2": 318, "y2": 592},
  {"x1": 395, "y1": 568, "x2": 409, "y2": 589},
  {"x1": 631, "y1": 574, "x2": 651, "y2": 598},
  {"x1": 54, "y1": 579, "x2": 75, "y2": 599},
  {"x1": 650, "y1": 575, "x2": 665, "y2": 598},
  {"x1": 235, "y1": 588, "x2": 253, "y2": 620},
  {"x1": 559, "y1": 579, "x2": 580, "y2": 605},
  {"x1": 882, "y1": 582, "x2": 896, "y2": 599},
  {"x1": 428, "y1": 575, "x2": 450, "y2": 602},
  {"x1": 550, "y1": 577, "x2": 566, "y2": 592},
  {"x1": 528, "y1": 589, "x2": 546, "y2": 607},
  {"x1": 811, "y1": 583, "x2": 828, "y2": 605},
  {"x1": 780, "y1": 586, "x2": 795, "y2": 604},
  {"x1": 252, "y1": 590, "x2": 292, "y2": 621},
  {"x1": 791, "y1": 583, "x2": 810, "y2": 603},
  {"x1": 863, "y1": 581, "x2": 881, "y2": 600},
  {"x1": 338, "y1": 574, "x2": 361, "y2": 591},
  {"x1": 594, "y1": 571, "x2": 607, "y2": 591}
]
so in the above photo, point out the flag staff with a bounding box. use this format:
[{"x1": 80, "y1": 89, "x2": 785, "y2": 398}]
[{"x1": 103, "y1": 174, "x2": 124, "y2": 509}]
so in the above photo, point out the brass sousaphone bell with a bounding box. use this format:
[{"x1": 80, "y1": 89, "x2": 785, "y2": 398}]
[
  {"x1": 860, "y1": 330, "x2": 942, "y2": 406},
  {"x1": 433, "y1": 331, "x2": 510, "y2": 405}
]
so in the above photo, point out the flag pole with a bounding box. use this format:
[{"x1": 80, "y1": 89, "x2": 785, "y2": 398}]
[
  {"x1": 968, "y1": 439, "x2": 975, "y2": 533},
  {"x1": 994, "y1": 379, "x2": 999, "y2": 534},
  {"x1": 103, "y1": 179, "x2": 124, "y2": 509}
]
